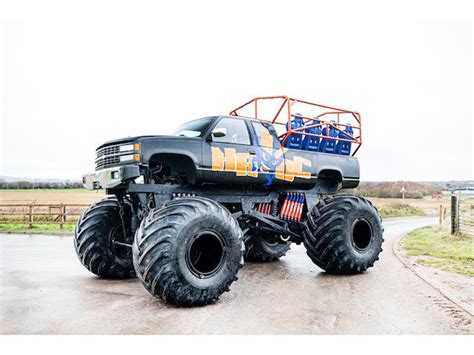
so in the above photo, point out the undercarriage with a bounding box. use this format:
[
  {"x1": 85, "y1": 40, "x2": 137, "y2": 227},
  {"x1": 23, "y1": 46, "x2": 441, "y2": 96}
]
[{"x1": 108, "y1": 177, "x2": 339, "y2": 246}]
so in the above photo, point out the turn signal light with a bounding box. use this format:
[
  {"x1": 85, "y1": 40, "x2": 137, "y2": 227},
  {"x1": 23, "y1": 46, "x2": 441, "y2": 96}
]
[
  {"x1": 134, "y1": 153, "x2": 140, "y2": 161},
  {"x1": 134, "y1": 143, "x2": 140, "y2": 151}
]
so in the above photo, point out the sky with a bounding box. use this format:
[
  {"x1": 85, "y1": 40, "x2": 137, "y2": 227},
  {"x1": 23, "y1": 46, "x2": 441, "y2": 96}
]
[{"x1": 0, "y1": 0, "x2": 473, "y2": 181}]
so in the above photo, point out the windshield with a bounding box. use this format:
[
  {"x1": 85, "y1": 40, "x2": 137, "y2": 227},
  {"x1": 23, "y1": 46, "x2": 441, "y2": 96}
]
[{"x1": 173, "y1": 117, "x2": 213, "y2": 137}]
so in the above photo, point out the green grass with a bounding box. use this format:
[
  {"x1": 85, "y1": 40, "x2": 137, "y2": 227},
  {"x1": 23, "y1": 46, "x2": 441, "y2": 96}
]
[
  {"x1": 378, "y1": 202, "x2": 424, "y2": 218},
  {"x1": 0, "y1": 223, "x2": 75, "y2": 233},
  {"x1": 404, "y1": 226, "x2": 474, "y2": 276}
]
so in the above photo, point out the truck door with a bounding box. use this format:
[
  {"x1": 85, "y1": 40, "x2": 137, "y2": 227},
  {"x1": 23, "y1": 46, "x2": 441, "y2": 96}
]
[
  {"x1": 251, "y1": 121, "x2": 314, "y2": 188},
  {"x1": 248, "y1": 121, "x2": 287, "y2": 187},
  {"x1": 202, "y1": 117, "x2": 258, "y2": 185}
]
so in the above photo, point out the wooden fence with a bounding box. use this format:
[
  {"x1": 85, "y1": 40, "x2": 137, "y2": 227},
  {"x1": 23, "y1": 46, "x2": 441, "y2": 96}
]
[
  {"x1": 0, "y1": 204, "x2": 89, "y2": 229},
  {"x1": 451, "y1": 193, "x2": 474, "y2": 237}
]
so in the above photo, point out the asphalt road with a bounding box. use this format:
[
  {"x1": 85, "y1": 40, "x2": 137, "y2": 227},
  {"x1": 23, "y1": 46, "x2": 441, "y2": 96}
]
[{"x1": 1, "y1": 217, "x2": 472, "y2": 334}]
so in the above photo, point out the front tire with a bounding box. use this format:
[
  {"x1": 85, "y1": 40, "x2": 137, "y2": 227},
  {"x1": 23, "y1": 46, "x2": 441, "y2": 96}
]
[
  {"x1": 133, "y1": 197, "x2": 244, "y2": 306},
  {"x1": 74, "y1": 198, "x2": 135, "y2": 279},
  {"x1": 303, "y1": 195, "x2": 384, "y2": 274}
]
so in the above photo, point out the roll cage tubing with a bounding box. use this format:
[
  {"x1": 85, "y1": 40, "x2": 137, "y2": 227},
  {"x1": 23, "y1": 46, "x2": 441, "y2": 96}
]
[{"x1": 229, "y1": 96, "x2": 362, "y2": 156}]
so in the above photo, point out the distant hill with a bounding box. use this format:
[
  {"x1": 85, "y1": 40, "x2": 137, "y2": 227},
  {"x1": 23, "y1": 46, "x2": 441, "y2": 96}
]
[
  {"x1": 420, "y1": 180, "x2": 474, "y2": 191},
  {"x1": 353, "y1": 181, "x2": 449, "y2": 199}
]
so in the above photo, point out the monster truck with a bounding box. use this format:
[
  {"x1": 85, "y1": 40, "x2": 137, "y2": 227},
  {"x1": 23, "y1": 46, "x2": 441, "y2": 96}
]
[{"x1": 76, "y1": 96, "x2": 383, "y2": 306}]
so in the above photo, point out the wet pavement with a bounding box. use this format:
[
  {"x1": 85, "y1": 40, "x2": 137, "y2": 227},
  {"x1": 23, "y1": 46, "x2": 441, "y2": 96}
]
[{"x1": 1, "y1": 217, "x2": 472, "y2": 334}]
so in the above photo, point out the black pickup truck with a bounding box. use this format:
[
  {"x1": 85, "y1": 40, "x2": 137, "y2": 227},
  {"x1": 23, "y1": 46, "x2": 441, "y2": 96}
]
[{"x1": 76, "y1": 96, "x2": 383, "y2": 306}]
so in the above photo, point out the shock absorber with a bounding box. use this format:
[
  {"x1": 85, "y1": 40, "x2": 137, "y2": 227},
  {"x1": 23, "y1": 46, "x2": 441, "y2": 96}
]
[
  {"x1": 254, "y1": 202, "x2": 271, "y2": 215},
  {"x1": 280, "y1": 193, "x2": 290, "y2": 219},
  {"x1": 280, "y1": 193, "x2": 305, "y2": 221}
]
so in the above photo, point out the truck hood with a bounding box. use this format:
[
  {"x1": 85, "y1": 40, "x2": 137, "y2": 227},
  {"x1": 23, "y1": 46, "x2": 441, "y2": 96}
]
[{"x1": 97, "y1": 135, "x2": 201, "y2": 150}]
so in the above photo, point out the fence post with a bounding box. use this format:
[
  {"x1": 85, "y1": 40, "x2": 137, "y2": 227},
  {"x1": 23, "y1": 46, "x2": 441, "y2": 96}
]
[
  {"x1": 59, "y1": 203, "x2": 64, "y2": 229},
  {"x1": 28, "y1": 205, "x2": 33, "y2": 229},
  {"x1": 439, "y1": 205, "x2": 443, "y2": 225},
  {"x1": 451, "y1": 195, "x2": 459, "y2": 234}
]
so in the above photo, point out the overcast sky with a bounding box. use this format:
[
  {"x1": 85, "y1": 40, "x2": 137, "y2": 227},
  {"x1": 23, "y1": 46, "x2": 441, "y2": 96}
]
[{"x1": 0, "y1": 0, "x2": 472, "y2": 181}]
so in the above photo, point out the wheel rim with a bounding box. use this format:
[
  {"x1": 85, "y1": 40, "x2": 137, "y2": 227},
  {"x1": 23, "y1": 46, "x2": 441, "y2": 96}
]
[
  {"x1": 109, "y1": 225, "x2": 130, "y2": 259},
  {"x1": 351, "y1": 218, "x2": 373, "y2": 252},
  {"x1": 186, "y1": 230, "x2": 227, "y2": 278}
]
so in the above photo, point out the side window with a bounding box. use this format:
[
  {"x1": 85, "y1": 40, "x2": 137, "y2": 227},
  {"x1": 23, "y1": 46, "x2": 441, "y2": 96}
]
[
  {"x1": 211, "y1": 118, "x2": 251, "y2": 145},
  {"x1": 251, "y1": 122, "x2": 281, "y2": 149}
]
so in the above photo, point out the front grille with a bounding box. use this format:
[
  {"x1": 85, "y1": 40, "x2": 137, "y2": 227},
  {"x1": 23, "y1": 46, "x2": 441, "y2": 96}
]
[
  {"x1": 95, "y1": 143, "x2": 135, "y2": 170},
  {"x1": 96, "y1": 155, "x2": 121, "y2": 170},
  {"x1": 96, "y1": 145, "x2": 120, "y2": 158}
]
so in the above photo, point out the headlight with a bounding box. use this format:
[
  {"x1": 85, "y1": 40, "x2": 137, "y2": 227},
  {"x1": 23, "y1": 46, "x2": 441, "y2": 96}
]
[
  {"x1": 120, "y1": 143, "x2": 140, "y2": 161},
  {"x1": 119, "y1": 144, "x2": 134, "y2": 152},
  {"x1": 119, "y1": 154, "x2": 135, "y2": 162}
]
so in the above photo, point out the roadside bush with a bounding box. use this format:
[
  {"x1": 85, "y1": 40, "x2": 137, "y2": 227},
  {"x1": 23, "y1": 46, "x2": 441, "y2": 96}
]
[{"x1": 378, "y1": 203, "x2": 424, "y2": 218}]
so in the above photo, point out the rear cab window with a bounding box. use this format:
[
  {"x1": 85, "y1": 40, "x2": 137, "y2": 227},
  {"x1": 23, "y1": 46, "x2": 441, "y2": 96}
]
[{"x1": 251, "y1": 121, "x2": 281, "y2": 149}]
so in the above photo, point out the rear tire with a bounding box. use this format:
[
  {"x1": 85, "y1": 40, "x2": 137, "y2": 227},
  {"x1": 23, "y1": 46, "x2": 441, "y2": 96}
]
[
  {"x1": 303, "y1": 195, "x2": 383, "y2": 274},
  {"x1": 74, "y1": 197, "x2": 135, "y2": 279},
  {"x1": 245, "y1": 233, "x2": 290, "y2": 262},
  {"x1": 133, "y1": 197, "x2": 244, "y2": 306}
]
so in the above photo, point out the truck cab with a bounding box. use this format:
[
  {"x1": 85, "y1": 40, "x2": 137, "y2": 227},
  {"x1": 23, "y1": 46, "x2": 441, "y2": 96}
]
[{"x1": 85, "y1": 108, "x2": 360, "y2": 192}]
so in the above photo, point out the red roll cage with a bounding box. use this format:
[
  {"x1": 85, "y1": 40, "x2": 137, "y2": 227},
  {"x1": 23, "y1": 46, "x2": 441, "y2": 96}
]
[{"x1": 229, "y1": 96, "x2": 362, "y2": 156}]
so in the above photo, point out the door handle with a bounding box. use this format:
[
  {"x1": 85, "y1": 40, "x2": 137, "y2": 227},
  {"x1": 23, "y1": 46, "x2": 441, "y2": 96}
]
[{"x1": 249, "y1": 148, "x2": 256, "y2": 155}]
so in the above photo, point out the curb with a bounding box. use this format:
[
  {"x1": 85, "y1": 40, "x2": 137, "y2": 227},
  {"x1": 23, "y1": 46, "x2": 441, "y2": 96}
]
[{"x1": 393, "y1": 233, "x2": 473, "y2": 317}]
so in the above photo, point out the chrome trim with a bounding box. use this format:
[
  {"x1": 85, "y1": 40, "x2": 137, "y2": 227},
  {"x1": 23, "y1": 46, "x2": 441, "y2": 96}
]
[{"x1": 83, "y1": 167, "x2": 124, "y2": 190}]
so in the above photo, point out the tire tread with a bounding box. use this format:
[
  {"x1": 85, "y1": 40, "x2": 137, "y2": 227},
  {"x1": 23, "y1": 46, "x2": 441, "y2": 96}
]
[{"x1": 303, "y1": 195, "x2": 384, "y2": 274}]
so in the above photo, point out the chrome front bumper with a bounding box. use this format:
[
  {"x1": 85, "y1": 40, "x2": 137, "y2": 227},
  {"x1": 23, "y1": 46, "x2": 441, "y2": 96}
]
[{"x1": 83, "y1": 165, "x2": 140, "y2": 190}]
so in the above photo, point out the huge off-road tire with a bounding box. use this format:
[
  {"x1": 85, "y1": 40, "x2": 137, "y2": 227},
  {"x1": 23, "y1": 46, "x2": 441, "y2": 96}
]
[
  {"x1": 133, "y1": 197, "x2": 244, "y2": 306},
  {"x1": 245, "y1": 232, "x2": 290, "y2": 262},
  {"x1": 304, "y1": 195, "x2": 384, "y2": 274},
  {"x1": 74, "y1": 197, "x2": 135, "y2": 279}
]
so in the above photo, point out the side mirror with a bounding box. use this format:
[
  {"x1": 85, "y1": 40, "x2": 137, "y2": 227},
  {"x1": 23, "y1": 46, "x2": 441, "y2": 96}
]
[{"x1": 211, "y1": 127, "x2": 227, "y2": 138}]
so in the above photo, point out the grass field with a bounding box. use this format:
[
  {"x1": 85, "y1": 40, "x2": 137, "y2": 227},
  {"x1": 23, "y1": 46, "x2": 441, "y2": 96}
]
[
  {"x1": 0, "y1": 190, "x2": 448, "y2": 210},
  {"x1": 0, "y1": 189, "x2": 106, "y2": 204},
  {"x1": 368, "y1": 197, "x2": 449, "y2": 218},
  {"x1": 0, "y1": 223, "x2": 75, "y2": 233},
  {"x1": 0, "y1": 189, "x2": 105, "y2": 233},
  {"x1": 403, "y1": 226, "x2": 474, "y2": 276},
  {"x1": 0, "y1": 189, "x2": 449, "y2": 232}
]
